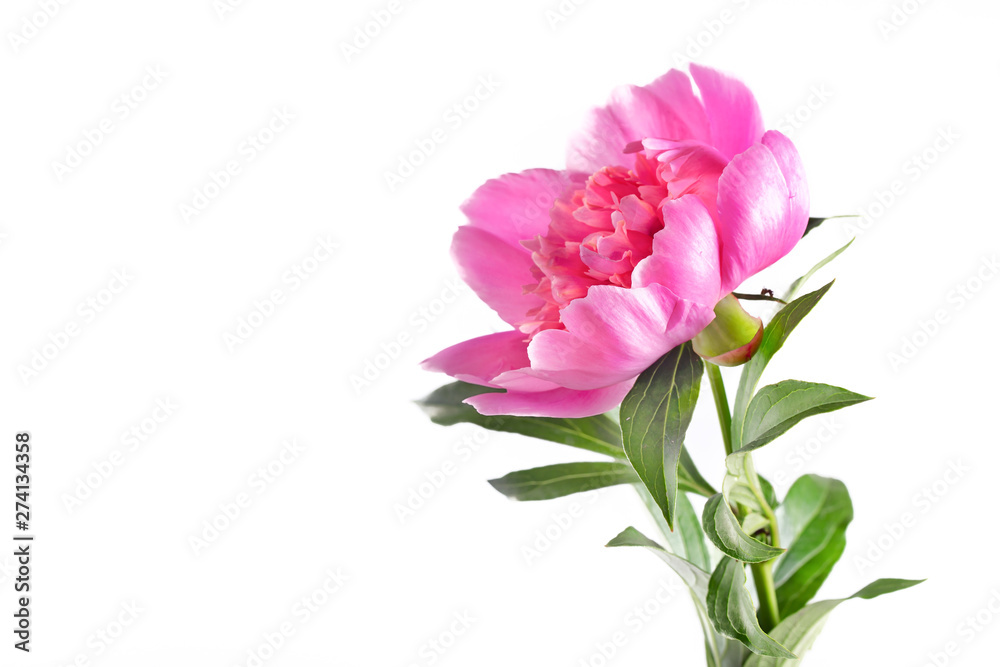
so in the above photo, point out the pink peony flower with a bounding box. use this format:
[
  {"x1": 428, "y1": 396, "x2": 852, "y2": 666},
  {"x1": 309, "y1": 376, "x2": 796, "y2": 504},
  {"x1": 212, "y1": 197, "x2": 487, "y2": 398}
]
[{"x1": 423, "y1": 65, "x2": 809, "y2": 418}]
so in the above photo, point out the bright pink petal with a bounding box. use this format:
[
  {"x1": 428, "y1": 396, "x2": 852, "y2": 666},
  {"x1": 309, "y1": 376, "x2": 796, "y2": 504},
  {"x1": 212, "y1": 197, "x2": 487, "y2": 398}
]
[
  {"x1": 633, "y1": 195, "x2": 722, "y2": 306},
  {"x1": 761, "y1": 130, "x2": 810, "y2": 232},
  {"x1": 689, "y1": 64, "x2": 764, "y2": 161},
  {"x1": 638, "y1": 138, "x2": 728, "y2": 217},
  {"x1": 465, "y1": 379, "x2": 635, "y2": 418},
  {"x1": 461, "y1": 169, "x2": 587, "y2": 250},
  {"x1": 567, "y1": 69, "x2": 711, "y2": 173},
  {"x1": 525, "y1": 284, "x2": 715, "y2": 391},
  {"x1": 716, "y1": 139, "x2": 808, "y2": 294},
  {"x1": 452, "y1": 227, "x2": 543, "y2": 327},
  {"x1": 421, "y1": 331, "x2": 529, "y2": 387}
]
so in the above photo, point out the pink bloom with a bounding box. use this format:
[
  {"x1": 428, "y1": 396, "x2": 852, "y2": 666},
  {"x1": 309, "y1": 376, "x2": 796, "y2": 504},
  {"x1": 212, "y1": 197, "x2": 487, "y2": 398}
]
[{"x1": 424, "y1": 65, "x2": 809, "y2": 418}]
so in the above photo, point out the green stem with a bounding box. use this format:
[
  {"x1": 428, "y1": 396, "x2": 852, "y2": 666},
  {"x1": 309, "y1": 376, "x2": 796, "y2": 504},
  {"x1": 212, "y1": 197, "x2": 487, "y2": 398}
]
[
  {"x1": 705, "y1": 363, "x2": 734, "y2": 456},
  {"x1": 751, "y1": 561, "x2": 781, "y2": 632},
  {"x1": 704, "y1": 361, "x2": 782, "y2": 633}
]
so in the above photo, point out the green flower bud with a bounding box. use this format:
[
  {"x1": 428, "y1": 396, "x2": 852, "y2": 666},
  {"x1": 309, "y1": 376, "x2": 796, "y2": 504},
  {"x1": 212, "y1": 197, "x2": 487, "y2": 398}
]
[{"x1": 691, "y1": 294, "x2": 763, "y2": 367}]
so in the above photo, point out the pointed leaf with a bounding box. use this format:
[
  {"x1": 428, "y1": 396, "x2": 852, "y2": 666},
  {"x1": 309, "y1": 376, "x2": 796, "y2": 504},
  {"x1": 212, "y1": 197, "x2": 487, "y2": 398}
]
[
  {"x1": 488, "y1": 461, "x2": 637, "y2": 501},
  {"x1": 707, "y1": 557, "x2": 797, "y2": 659},
  {"x1": 743, "y1": 579, "x2": 924, "y2": 667},
  {"x1": 801, "y1": 217, "x2": 826, "y2": 237},
  {"x1": 737, "y1": 381, "x2": 872, "y2": 453},
  {"x1": 417, "y1": 381, "x2": 624, "y2": 458},
  {"x1": 784, "y1": 239, "x2": 853, "y2": 302},
  {"x1": 703, "y1": 494, "x2": 784, "y2": 563},
  {"x1": 606, "y1": 527, "x2": 711, "y2": 600},
  {"x1": 620, "y1": 343, "x2": 703, "y2": 529},
  {"x1": 680, "y1": 446, "x2": 717, "y2": 498},
  {"x1": 731, "y1": 283, "x2": 833, "y2": 449},
  {"x1": 773, "y1": 476, "x2": 853, "y2": 617},
  {"x1": 801, "y1": 215, "x2": 859, "y2": 238}
]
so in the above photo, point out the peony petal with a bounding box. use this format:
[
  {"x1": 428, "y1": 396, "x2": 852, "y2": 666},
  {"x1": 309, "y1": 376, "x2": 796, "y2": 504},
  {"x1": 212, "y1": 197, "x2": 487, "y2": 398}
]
[
  {"x1": 461, "y1": 169, "x2": 587, "y2": 250},
  {"x1": 421, "y1": 330, "x2": 530, "y2": 387},
  {"x1": 633, "y1": 194, "x2": 722, "y2": 306},
  {"x1": 568, "y1": 70, "x2": 711, "y2": 173},
  {"x1": 452, "y1": 226, "x2": 543, "y2": 327},
  {"x1": 716, "y1": 140, "x2": 808, "y2": 295},
  {"x1": 689, "y1": 64, "x2": 764, "y2": 161},
  {"x1": 761, "y1": 130, "x2": 810, "y2": 232},
  {"x1": 525, "y1": 284, "x2": 716, "y2": 391},
  {"x1": 638, "y1": 138, "x2": 728, "y2": 217},
  {"x1": 465, "y1": 379, "x2": 636, "y2": 418}
]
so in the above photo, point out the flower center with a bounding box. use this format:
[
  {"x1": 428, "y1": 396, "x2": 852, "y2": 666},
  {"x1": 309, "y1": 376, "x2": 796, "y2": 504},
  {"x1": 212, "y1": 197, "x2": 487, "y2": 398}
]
[{"x1": 519, "y1": 154, "x2": 666, "y2": 336}]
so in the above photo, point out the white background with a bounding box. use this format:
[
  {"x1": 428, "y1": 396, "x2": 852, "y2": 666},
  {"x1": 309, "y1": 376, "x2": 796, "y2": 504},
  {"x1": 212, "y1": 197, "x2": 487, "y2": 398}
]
[{"x1": 0, "y1": 0, "x2": 997, "y2": 665}]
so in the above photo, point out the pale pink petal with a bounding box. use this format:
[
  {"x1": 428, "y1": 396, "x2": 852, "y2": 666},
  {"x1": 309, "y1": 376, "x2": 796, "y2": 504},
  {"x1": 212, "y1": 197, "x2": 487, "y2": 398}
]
[
  {"x1": 716, "y1": 140, "x2": 808, "y2": 295},
  {"x1": 465, "y1": 379, "x2": 636, "y2": 418},
  {"x1": 452, "y1": 226, "x2": 543, "y2": 327},
  {"x1": 632, "y1": 195, "x2": 722, "y2": 306},
  {"x1": 567, "y1": 70, "x2": 711, "y2": 173},
  {"x1": 689, "y1": 64, "x2": 764, "y2": 161},
  {"x1": 525, "y1": 284, "x2": 715, "y2": 391},
  {"x1": 421, "y1": 331, "x2": 529, "y2": 387},
  {"x1": 461, "y1": 169, "x2": 588, "y2": 250}
]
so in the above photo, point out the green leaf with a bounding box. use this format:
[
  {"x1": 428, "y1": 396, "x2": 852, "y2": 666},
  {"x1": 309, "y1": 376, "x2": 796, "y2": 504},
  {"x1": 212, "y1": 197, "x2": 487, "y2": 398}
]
[
  {"x1": 606, "y1": 527, "x2": 711, "y2": 600},
  {"x1": 802, "y1": 217, "x2": 826, "y2": 237},
  {"x1": 737, "y1": 381, "x2": 872, "y2": 453},
  {"x1": 608, "y1": 523, "x2": 733, "y2": 666},
  {"x1": 706, "y1": 557, "x2": 796, "y2": 659},
  {"x1": 417, "y1": 381, "x2": 624, "y2": 459},
  {"x1": 620, "y1": 343, "x2": 703, "y2": 530},
  {"x1": 703, "y1": 494, "x2": 784, "y2": 564},
  {"x1": 679, "y1": 447, "x2": 718, "y2": 498},
  {"x1": 784, "y1": 239, "x2": 853, "y2": 302},
  {"x1": 488, "y1": 461, "x2": 637, "y2": 501},
  {"x1": 773, "y1": 476, "x2": 853, "y2": 617},
  {"x1": 743, "y1": 579, "x2": 924, "y2": 667},
  {"x1": 634, "y1": 484, "x2": 711, "y2": 571},
  {"x1": 801, "y1": 215, "x2": 859, "y2": 239},
  {"x1": 731, "y1": 283, "x2": 833, "y2": 449},
  {"x1": 758, "y1": 475, "x2": 779, "y2": 510}
]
